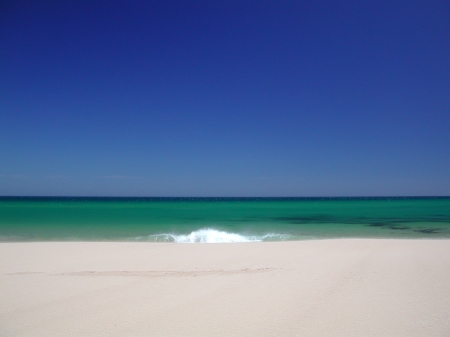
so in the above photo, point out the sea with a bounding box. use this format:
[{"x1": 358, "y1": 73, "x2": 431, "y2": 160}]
[{"x1": 0, "y1": 197, "x2": 449, "y2": 242}]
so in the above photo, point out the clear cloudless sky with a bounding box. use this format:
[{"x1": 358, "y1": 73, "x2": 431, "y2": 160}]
[{"x1": 1, "y1": 0, "x2": 449, "y2": 196}]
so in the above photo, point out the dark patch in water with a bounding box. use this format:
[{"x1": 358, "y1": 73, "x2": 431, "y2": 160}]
[
  {"x1": 388, "y1": 225, "x2": 410, "y2": 230},
  {"x1": 365, "y1": 217, "x2": 450, "y2": 225},
  {"x1": 368, "y1": 223, "x2": 387, "y2": 227},
  {"x1": 367, "y1": 222, "x2": 410, "y2": 231},
  {"x1": 413, "y1": 228, "x2": 442, "y2": 234},
  {"x1": 369, "y1": 223, "x2": 444, "y2": 234}
]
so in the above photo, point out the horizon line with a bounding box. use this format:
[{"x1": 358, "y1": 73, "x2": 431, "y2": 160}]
[{"x1": 0, "y1": 196, "x2": 449, "y2": 199}]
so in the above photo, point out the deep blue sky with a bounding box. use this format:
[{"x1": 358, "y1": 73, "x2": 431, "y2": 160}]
[{"x1": 1, "y1": 1, "x2": 449, "y2": 196}]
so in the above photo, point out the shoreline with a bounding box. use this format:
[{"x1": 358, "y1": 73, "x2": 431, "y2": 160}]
[
  {"x1": 1, "y1": 239, "x2": 450, "y2": 336},
  {"x1": 2, "y1": 234, "x2": 450, "y2": 243}
]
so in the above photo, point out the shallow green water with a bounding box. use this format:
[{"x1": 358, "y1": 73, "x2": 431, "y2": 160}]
[{"x1": 0, "y1": 197, "x2": 449, "y2": 242}]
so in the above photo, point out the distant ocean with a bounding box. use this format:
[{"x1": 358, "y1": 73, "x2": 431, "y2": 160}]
[{"x1": 0, "y1": 197, "x2": 449, "y2": 242}]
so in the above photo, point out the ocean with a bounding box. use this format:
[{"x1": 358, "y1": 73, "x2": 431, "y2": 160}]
[{"x1": 0, "y1": 197, "x2": 449, "y2": 242}]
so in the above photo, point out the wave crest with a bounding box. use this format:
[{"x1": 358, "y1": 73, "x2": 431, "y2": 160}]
[{"x1": 143, "y1": 228, "x2": 292, "y2": 243}]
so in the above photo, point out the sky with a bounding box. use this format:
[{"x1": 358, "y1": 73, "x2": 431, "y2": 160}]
[{"x1": 1, "y1": 1, "x2": 449, "y2": 197}]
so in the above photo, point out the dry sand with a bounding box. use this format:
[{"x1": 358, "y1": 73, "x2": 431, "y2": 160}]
[{"x1": 1, "y1": 239, "x2": 449, "y2": 336}]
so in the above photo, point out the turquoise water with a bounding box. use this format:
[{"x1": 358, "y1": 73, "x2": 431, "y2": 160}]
[{"x1": 0, "y1": 197, "x2": 449, "y2": 242}]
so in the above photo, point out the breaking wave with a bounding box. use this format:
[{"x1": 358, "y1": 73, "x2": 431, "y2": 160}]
[{"x1": 141, "y1": 228, "x2": 292, "y2": 243}]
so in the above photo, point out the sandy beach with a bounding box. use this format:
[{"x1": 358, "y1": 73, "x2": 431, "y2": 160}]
[{"x1": 1, "y1": 239, "x2": 449, "y2": 336}]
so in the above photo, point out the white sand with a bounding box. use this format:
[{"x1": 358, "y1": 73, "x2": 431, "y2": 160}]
[{"x1": 1, "y1": 239, "x2": 449, "y2": 336}]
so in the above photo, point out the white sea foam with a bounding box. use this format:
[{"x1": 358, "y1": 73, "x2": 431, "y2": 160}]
[{"x1": 144, "y1": 228, "x2": 292, "y2": 243}]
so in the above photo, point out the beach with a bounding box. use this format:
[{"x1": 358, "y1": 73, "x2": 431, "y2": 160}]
[{"x1": 1, "y1": 239, "x2": 449, "y2": 336}]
